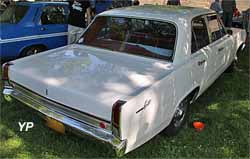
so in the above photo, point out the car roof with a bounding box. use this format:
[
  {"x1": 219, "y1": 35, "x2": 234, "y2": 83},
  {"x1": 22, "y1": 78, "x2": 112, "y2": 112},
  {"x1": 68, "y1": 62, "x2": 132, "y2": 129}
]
[{"x1": 100, "y1": 5, "x2": 215, "y2": 24}]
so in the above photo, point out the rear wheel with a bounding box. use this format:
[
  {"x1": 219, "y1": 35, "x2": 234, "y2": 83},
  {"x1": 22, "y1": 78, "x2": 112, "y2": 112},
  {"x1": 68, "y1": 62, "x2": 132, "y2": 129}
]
[
  {"x1": 20, "y1": 46, "x2": 45, "y2": 57},
  {"x1": 163, "y1": 98, "x2": 189, "y2": 136}
]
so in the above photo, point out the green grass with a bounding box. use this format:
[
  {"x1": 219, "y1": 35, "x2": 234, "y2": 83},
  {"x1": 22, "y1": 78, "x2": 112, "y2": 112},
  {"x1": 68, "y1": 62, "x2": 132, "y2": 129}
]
[{"x1": 0, "y1": 50, "x2": 249, "y2": 158}]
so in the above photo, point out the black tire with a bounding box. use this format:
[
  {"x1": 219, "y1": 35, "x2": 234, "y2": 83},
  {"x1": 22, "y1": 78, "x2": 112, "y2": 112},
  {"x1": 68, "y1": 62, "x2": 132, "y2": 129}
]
[
  {"x1": 20, "y1": 46, "x2": 45, "y2": 57},
  {"x1": 163, "y1": 98, "x2": 189, "y2": 136}
]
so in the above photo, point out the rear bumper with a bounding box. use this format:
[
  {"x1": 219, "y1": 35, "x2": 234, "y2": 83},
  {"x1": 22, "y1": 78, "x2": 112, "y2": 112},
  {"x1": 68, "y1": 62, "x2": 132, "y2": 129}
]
[{"x1": 2, "y1": 83, "x2": 126, "y2": 156}]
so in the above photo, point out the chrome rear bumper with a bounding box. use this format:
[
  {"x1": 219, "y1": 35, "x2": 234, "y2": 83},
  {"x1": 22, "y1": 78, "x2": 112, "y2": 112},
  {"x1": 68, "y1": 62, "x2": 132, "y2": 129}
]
[{"x1": 3, "y1": 82, "x2": 126, "y2": 156}]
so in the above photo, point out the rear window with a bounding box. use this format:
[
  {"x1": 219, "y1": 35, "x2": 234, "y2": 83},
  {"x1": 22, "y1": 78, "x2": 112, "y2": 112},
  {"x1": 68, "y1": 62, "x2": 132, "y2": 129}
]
[
  {"x1": 81, "y1": 16, "x2": 177, "y2": 61},
  {"x1": 0, "y1": 5, "x2": 29, "y2": 24}
]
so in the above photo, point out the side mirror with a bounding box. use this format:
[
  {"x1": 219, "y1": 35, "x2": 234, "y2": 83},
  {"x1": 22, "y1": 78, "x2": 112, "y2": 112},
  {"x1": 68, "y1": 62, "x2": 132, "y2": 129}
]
[{"x1": 227, "y1": 29, "x2": 233, "y2": 35}]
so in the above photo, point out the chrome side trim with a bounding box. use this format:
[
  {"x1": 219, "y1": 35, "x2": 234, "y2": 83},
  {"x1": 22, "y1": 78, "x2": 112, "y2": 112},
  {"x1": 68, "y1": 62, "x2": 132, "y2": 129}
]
[
  {"x1": 0, "y1": 32, "x2": 68, "y2": 44},
  {"x1": 3, "y1": 85, "x2": 126, "y2": 156}
]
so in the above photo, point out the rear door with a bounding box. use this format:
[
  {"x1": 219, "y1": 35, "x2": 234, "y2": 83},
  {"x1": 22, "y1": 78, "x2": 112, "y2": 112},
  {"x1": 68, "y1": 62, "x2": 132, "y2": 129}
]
[
  {"x1": 36, "y1": 4, "x2": 68, "y2": 48},
  {"x1": 190, "y1": 16, "x2": 211, "y2": 94},
  {"x1": 205, "y1": 14, "x2": 233, "y2": 78}
]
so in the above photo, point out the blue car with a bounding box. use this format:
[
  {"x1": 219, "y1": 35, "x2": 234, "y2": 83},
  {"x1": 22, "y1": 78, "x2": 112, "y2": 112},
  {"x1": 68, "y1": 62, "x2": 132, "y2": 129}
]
[{"x1": 0, "y1": 2, "x2": 69, "y2": 60}]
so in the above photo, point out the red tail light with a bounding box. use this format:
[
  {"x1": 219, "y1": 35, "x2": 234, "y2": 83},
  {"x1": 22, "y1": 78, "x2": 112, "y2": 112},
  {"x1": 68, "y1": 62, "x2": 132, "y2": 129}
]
[
  {"x1": 112, "y1": 100, "x2": 126, "y2": 136},
  {"x1": 2, "y1": 62, "x2": 13, "y2": 80},
  {"x1": 99, "y1": 122, "x2": 106, "y2": 129}
]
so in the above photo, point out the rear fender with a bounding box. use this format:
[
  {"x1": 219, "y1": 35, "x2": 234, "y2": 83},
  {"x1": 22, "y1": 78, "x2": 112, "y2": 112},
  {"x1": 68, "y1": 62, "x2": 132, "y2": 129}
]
[
  {"x1": 232, "y1": 29, "x2": 247, "y2": 54},
  {"x1": 119, "y1": 74, "x2": 175, "y2": 153}
]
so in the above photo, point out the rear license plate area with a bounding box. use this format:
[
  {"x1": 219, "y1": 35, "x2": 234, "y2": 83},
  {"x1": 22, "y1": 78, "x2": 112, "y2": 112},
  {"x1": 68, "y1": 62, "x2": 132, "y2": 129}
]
[{"x1": 45, "y1": 117, "x2": 65, "y2": 134}]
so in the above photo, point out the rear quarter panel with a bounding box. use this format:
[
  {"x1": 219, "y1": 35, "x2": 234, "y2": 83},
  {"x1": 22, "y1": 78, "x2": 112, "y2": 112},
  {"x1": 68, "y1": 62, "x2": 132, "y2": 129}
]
[
  {"x1": 232, "y1": 28, "x2": 247, "y2": 52},
  {"x1": 120, "y1": 59, "x2": 200, "y2": 153},
  {"x1": 120, "y1": 72, "x2": 175, "y2": 153}
]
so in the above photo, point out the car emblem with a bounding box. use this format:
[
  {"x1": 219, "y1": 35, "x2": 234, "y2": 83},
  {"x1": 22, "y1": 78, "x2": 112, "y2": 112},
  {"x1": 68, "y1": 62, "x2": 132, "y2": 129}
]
[{"x1": 136, "y1": 99, "x2": 151, "y2": 114}]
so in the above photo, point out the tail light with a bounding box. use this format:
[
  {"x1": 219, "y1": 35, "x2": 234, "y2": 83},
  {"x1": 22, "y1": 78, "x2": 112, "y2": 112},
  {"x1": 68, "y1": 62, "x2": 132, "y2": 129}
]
[
  {"x1": 99, "y1": 122, "x2": 106, "y2": 129},
  {"x1": 2, "y1": 62, "x2": 13, "y2": 80},
  {"x1": 112, "y1": 100, "x2": 126, "y2": 137}
]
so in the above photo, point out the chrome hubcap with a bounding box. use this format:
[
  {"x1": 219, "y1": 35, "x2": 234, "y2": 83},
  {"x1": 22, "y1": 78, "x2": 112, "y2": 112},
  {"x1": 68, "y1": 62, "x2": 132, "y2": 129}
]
[
  {"x1": 27, "y1": 48, "x2": 39, "y2": 56},
  {"x1": 173, "y1": 102, "x2": 187, "y2": 127}
]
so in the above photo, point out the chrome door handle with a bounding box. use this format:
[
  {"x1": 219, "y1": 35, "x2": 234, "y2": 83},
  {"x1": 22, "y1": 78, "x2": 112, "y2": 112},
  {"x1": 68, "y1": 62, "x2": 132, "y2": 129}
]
[
  {"x1": 198, "y1": 60, "x2": 206, "y2": 66},
  {"x1": 218, "y1": 47, "x2": 225, "y2": 52},
  {"x1": 40, "y1": 27, "x2": 46, "y2": 31}
]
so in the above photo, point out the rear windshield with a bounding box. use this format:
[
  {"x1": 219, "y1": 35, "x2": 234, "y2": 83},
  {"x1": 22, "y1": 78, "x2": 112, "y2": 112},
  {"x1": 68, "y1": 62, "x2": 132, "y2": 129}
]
[
  {"x1": 0, "y1": 5, "x2": 29, "y2": 24},
  {"x1": 81, "y1": 16, "x2": 177, "y2": 61}
]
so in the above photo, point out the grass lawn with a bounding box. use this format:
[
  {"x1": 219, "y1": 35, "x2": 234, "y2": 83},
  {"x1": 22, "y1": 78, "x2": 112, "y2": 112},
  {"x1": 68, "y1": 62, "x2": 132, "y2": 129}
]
[{"x1": 0, "y1": 49, "x2": 249, "y2": 158}]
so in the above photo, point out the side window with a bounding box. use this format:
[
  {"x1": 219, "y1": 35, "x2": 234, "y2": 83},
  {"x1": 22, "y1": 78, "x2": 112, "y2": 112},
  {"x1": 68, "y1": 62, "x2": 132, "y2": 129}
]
[
  {"x1": 41, "y1": 6, "x2": 67, "y2": 25},
  {"x1": 191, "y1": 17, "x2": 210, "y2": 54},
  {"x1": 207, "y1": 15, "x2": 226, "y2": 42}
]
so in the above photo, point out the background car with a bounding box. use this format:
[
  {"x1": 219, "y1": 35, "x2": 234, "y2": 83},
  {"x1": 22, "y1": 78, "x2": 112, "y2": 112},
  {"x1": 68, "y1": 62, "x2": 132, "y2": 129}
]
[{"x1": 0, "y1": 2, "x2": 69, "y2": 61}]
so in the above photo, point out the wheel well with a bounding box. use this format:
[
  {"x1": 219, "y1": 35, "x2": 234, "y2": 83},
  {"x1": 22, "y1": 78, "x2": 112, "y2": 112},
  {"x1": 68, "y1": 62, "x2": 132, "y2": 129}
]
[
  {"x1": 19, "y1": 44, "x2": 47, "y2": 57},
  {"x1": 187, "y1": 87, "x2": 200, "y2": 104},
  {"x1": 235, "y1": 43, "x2": 245, "y2": 59},
  {"x1": 237, "y1": 43, "x2": 245, "y2": 53}
]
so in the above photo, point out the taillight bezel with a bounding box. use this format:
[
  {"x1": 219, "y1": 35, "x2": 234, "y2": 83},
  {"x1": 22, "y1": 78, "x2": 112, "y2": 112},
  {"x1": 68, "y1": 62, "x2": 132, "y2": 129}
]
[
  {"x1": 2, "y1": 62, "x2": 14, "y2": 81},
  {"x1": 111, "y1": 100, "x2": 126, "y2": 138}
]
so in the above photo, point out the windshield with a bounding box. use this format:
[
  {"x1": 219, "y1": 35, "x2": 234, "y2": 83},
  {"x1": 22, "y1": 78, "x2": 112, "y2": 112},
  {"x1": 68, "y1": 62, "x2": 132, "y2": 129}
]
[
  {"x1": 0, "y1": 5, "x2": 29, "y2": 24},
  {"x1": 81, "y1": 16, "x2": 176, "y2": 61}
]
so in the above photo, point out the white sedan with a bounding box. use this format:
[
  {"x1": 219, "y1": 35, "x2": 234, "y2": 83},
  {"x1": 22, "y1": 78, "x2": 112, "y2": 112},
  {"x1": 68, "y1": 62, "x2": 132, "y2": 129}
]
[{"x1": 2, "y1": 5, "x2": 246, "y2": 156}]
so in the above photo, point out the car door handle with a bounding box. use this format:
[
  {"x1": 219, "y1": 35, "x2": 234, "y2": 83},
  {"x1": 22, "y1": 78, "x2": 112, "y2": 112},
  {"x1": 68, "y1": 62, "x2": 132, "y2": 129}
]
[
  {"x1": 40, "y1": 27, "x2": 46, "y2": 31},
  {"x1": 198, "y1": 60, "x2": 206, "y2": 66},
  {"x1": 218, "y1": 47, "x2": 225, "y2": 52}
]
